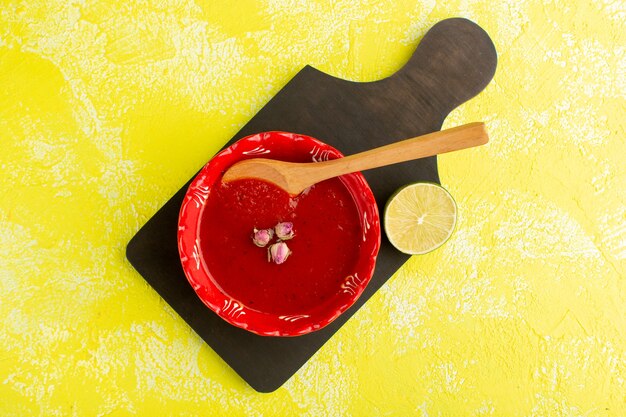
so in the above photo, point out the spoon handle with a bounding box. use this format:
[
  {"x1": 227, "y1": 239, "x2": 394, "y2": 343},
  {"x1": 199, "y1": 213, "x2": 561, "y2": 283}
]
[{"x1": 307, "y1": 122, "x2": 488, "y2": 182}]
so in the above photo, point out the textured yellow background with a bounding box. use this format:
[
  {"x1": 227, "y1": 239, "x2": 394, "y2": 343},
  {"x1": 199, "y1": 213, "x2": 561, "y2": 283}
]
[{"x1": 1, "y1": 0, "x2": 625, "y2": 415}]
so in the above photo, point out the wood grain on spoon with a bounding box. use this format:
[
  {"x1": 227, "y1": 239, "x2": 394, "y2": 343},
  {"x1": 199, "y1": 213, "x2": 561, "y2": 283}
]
[{"x1": 222, "y1": 122, "x2": 489, "y2": 195}]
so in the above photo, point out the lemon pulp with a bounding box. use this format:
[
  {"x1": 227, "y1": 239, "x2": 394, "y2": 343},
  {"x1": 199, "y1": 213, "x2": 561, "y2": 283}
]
[{"x1": 384, "y1": 182, "x2": 457, "y2": 255}]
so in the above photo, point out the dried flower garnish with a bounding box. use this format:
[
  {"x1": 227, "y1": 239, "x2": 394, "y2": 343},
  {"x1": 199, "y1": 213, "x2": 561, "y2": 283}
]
[
  {"x1": 268, "y1": 241, "x2": 291, "y2": 264},
  {"x1": 275, "y1": 222, "x2": 295, "y2": 240},
  {"x1": 252, "y1": 228, "x2": 273, "y2": 247}
]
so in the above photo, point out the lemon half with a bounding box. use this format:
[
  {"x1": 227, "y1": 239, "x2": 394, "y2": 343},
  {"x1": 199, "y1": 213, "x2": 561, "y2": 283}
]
[{"x1": 384, "y1": 182, "x2": 457, "y2": 255}]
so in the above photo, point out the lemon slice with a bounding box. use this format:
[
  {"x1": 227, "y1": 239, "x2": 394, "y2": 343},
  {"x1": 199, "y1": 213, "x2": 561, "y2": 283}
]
[{"x1": 384, "y1": 182, "x2": 457, "y2": 255}]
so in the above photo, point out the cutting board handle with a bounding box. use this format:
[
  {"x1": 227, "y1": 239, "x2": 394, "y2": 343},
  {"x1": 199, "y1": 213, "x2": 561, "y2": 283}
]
[{"x1": 393, "y1": 18, "x2": 497, "y2": 115}]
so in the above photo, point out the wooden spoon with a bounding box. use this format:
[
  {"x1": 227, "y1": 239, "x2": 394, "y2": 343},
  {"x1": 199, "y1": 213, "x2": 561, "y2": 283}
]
[{"x1": 222, "y1": 122, "x2": 489, "y2": 195}]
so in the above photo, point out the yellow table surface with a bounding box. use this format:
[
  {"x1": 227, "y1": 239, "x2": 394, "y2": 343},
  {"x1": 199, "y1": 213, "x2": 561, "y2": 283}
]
[{"x1": 1, "y1": 1, "x2": 624, "y2": 415}]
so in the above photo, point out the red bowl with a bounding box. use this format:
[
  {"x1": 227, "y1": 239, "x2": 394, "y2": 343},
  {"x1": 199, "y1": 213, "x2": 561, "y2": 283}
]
[{"x1": 177, "y1": 132, "x2": 380, "y2": 336}]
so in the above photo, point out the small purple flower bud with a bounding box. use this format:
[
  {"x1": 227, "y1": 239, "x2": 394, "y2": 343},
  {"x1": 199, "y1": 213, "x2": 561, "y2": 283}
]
[
  {"x1": 268, "y1": 241, "x2": 291, "y2": 264},
  {"x1": 252, "y1": 228, "x2": 273, "y2": 247},
  {"x1": 274, "y1": 222, "x2": 295, "y2": 240}
]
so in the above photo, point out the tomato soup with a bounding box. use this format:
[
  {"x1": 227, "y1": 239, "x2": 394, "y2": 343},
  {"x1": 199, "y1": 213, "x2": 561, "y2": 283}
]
[{"x1": 198, "y1": 176, "x2": 362, "y2": 315}]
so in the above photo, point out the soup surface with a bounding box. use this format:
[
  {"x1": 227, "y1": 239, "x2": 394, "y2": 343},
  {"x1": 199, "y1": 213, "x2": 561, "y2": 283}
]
[{"x1": 199, "y1": 176, "x2": 362, "y2": 315}]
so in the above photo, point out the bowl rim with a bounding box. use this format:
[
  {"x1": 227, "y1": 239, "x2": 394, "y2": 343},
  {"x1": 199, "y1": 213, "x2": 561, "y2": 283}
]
[{"x1": 177, "y1": 131, "x2": 381, "y2": 336}]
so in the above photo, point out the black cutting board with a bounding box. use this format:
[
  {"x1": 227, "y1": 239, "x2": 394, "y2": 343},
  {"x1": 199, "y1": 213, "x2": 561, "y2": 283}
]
[{"x1": 126, "y1": 18, "x2": 496, "y2": 393}]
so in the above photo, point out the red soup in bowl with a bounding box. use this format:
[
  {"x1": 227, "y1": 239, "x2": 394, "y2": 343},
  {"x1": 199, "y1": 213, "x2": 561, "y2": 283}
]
[{"x1": 178, "y1": 132, "x2": 380, "y2": 336}]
